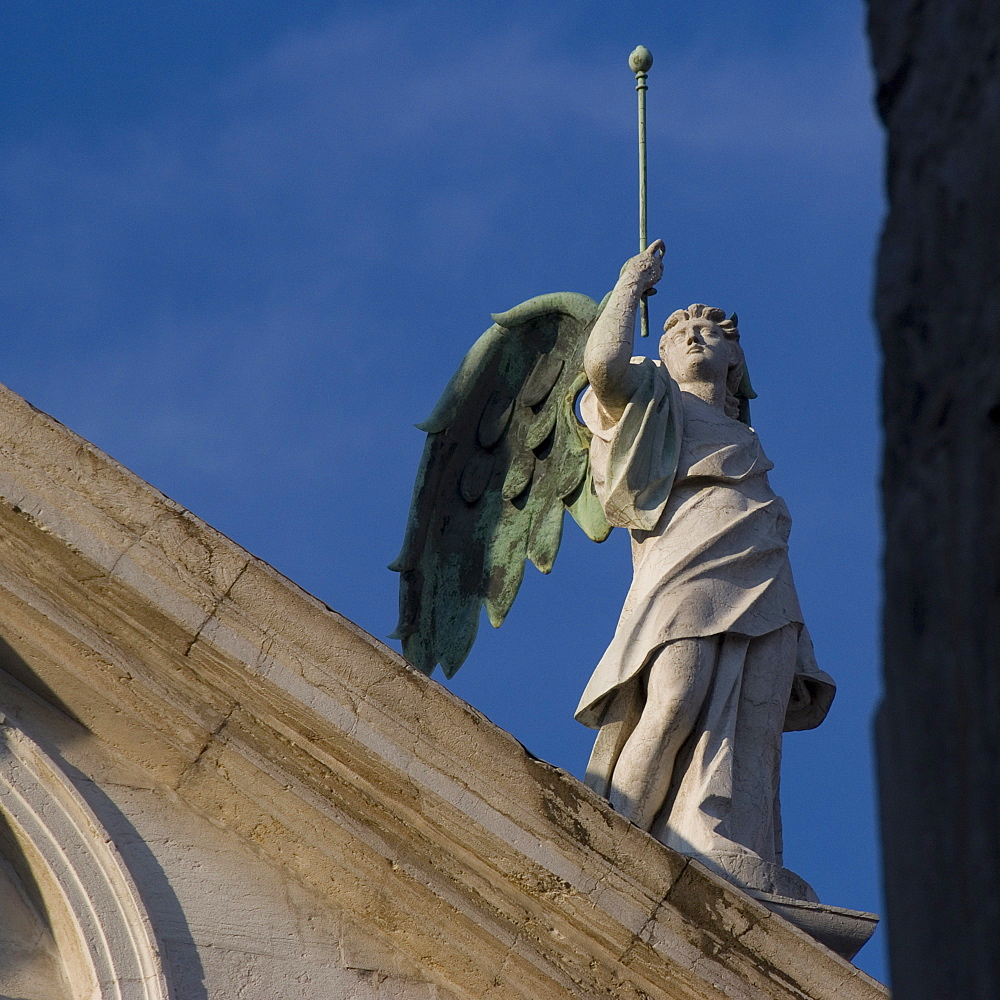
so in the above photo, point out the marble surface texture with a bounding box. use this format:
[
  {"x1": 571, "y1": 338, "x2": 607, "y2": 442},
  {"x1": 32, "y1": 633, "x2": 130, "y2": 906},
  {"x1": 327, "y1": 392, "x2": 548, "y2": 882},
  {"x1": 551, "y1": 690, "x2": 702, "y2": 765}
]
[{"x1": 579, "y1": 247, "x2": 834, "y2": 903}]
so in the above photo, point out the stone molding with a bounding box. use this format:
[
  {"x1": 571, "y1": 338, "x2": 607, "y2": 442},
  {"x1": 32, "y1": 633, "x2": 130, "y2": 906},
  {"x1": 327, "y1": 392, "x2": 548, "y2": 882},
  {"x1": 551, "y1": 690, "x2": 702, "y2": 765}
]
[
  {"x1": 0, "y1": 716, "x2": 169, "y2": 999},
  {"x1": 0, "y1": 382, "x2": 887, "y2": 1000}
]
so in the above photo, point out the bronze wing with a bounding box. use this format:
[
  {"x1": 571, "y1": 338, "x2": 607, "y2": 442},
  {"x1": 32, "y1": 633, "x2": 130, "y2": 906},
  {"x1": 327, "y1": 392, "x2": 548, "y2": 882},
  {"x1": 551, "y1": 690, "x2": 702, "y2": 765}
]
[{"x1": 389, "y1": 291, "x2": 612, "y2": 677}]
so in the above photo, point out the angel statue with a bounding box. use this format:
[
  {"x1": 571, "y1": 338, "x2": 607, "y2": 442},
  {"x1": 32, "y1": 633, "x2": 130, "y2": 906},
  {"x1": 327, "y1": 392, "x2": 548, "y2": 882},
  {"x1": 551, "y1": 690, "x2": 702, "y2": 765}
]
[{"x1": 390, "y1": 239, "x2": 835, "y2": 904}]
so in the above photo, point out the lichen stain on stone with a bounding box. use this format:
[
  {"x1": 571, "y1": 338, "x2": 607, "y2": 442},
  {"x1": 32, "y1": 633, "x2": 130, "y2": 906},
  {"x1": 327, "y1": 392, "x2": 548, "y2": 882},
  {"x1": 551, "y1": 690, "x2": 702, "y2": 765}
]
[
  {"x1": 716, "y1": 912, "x2": 811, "y2": 995},
  {"x1": 532, "y1": 765, "x2": 594, "y2": 848},
  {"x1": 538, "y1": 787, "x2": 591, "y2": 849}
]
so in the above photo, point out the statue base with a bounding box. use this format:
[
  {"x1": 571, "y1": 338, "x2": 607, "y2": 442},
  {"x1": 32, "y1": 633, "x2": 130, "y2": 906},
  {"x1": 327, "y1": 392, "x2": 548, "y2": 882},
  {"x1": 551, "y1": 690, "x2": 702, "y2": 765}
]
[
  {"x1": 746, "y1": 891, "x2": 879, "y2": 962},
  {"x1": 687, "y1": 851, "x2": 879, "y2": 961}
]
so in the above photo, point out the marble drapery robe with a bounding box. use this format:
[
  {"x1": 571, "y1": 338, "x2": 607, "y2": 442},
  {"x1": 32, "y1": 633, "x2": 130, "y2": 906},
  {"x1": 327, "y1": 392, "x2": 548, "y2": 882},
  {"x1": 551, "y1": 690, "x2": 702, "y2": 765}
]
[{"x1": 576, "y1": 357, "x2": 835, "y2": 898}]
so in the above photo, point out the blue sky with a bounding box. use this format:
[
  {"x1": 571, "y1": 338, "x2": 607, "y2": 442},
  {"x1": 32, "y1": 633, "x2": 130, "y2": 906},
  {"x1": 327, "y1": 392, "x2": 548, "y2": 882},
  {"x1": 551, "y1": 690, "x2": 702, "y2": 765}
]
[{"x1": 2, "y1": 1, "x2": 887, "y2": 982}]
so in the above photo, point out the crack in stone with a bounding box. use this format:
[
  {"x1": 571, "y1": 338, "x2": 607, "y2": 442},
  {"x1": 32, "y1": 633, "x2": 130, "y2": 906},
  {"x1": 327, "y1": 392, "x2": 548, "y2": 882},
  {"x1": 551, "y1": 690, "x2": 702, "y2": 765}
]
[
  {"x1": 182, "y1": 559, "x2": 251, "y2": 658},
  {"x1": 617, "y1": 884, "x2": 674, "y2": 967},
  {"x1": 176, "y1": 700, "x2": 240, "y2": 789},
  {"x1": 483, "y1": 924, "x2": 526, "y2": 998},
  {"x1": 111, "y1": 510, "x2": 176, "y2": 571},
  {"x1": 71, "y1": 511, "x2": 175, "y2": 588},
  {"x1": 615, "y1": 856, "x2": 696, "y2": 976}
]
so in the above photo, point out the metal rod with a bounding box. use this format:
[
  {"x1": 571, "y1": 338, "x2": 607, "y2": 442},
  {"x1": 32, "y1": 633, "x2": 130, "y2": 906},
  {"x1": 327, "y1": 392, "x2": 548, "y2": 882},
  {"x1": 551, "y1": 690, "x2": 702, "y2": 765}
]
[{"x1": 629, "y1": 46, "x2": 653, "y2": 336}]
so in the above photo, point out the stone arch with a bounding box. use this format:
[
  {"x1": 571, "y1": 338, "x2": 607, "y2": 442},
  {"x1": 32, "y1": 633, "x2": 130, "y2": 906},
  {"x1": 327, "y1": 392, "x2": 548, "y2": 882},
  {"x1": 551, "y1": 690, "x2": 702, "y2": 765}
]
[{"x1": 0, "y1": 717, "x2": 168, "y2": 1000}]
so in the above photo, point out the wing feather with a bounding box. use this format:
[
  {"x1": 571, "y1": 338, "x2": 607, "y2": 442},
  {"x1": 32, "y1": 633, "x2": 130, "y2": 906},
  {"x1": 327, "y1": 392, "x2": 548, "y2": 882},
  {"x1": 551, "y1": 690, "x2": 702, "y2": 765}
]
[
  {"x1": 566, "y1": 475, "x2": 612, "y2": 542},
  {"x1": 502, "y1": 450, "x2": 534, "y2": 501},
  {"x1": 484, "y1": 503, "x2": 531, "y2": 628},
  {"x1": 525, "y1": 406, "x2": 557, "y2": 450},
  {"x1": 459, "y1": 450, "x2": 496, "y2": 504},
  {"x1": 527, "y1": 499, "x2": 565, "y2": 574},
  {"x1": 477, "y1": 392, "x2": 515, "y2": 449},
  {"x1": 521, "y1": 354, "x2": 565, "y2": 408}
]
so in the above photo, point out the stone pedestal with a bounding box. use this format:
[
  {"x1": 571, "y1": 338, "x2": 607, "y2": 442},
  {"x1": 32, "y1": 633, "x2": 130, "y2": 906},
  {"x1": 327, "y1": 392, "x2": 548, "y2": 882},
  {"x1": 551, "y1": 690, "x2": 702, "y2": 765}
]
[{"x1": 749, "y1": 891, "x2": 879, "y2": 962}]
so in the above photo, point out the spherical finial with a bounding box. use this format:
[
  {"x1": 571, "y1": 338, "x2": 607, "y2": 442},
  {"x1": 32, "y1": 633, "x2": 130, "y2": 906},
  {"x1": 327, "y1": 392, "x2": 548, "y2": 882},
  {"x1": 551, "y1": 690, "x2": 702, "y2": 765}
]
[{"x1": 629, "y1": 45, "x2": 653, "y2": 74}]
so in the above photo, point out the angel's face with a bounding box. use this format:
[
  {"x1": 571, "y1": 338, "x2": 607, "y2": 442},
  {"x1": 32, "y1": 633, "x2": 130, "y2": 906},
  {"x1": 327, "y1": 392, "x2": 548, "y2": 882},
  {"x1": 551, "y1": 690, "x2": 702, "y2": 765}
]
[{"x1": 659, "y1": 319, "x2": 730, "y2": 386}]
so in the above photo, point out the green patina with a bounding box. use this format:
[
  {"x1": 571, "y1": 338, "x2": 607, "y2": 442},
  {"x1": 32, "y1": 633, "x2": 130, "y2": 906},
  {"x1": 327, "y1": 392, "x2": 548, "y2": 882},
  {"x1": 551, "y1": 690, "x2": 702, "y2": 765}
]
[{"x1": 389, "y1": 292, "x2": 612, "y2": 678}]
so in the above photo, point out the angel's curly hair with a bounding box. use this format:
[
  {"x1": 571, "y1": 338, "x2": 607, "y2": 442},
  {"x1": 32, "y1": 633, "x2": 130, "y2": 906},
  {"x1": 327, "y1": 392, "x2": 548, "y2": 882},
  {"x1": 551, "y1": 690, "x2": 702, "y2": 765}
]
[{"x1": 660, "y1": 303, "x2": 751, "y2": 422}]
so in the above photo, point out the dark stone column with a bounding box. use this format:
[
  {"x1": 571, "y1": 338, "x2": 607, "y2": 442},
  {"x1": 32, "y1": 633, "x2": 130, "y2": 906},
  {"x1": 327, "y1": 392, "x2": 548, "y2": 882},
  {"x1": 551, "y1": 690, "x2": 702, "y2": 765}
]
[{"x1": 868, "y1": 2, "x2": 1000, "y2": 996}]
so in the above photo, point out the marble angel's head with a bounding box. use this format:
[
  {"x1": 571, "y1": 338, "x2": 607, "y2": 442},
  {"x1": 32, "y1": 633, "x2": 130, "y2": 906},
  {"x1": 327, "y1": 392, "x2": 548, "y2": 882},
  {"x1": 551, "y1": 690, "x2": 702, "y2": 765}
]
[{"x1": 660, "y1": 304, "x2": 747, "y2": 420}]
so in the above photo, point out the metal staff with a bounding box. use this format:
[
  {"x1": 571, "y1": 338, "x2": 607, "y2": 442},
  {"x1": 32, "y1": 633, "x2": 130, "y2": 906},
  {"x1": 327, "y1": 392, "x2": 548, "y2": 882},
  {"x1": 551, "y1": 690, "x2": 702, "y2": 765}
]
[{"x1": 629, "y1": 45, "x2": 653, "y2": 336}]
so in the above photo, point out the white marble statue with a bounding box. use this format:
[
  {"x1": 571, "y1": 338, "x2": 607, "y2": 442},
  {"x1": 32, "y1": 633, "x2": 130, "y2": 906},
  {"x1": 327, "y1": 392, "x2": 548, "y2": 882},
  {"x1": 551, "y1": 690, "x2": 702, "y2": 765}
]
[{"x1": 575, "y1": 239, "x2": 835, "y2": 900}]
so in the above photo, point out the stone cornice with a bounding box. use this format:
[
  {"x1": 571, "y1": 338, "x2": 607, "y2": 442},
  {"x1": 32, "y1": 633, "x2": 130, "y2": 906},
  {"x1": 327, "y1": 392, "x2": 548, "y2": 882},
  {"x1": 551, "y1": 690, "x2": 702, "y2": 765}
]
[{"x1": 0, "y1": 383, "x2": 887, "y2": 1000}]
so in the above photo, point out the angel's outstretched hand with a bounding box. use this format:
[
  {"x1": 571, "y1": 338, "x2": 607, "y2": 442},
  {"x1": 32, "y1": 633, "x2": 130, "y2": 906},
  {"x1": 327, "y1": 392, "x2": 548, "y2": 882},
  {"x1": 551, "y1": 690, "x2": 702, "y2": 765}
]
[{"x1": 619, "y1": 239, "x2": 665, "y2": 296}]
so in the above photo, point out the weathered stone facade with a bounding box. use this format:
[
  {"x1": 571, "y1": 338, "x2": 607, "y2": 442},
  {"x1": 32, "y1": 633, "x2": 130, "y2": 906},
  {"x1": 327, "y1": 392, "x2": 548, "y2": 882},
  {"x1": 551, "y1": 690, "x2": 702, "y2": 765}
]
[
  {"x1": 0, "y1": 378, "x2": 886, "y2": 997},
  {"x1": 869, "y1": 2, "x2": 1000, "y2": 996}
]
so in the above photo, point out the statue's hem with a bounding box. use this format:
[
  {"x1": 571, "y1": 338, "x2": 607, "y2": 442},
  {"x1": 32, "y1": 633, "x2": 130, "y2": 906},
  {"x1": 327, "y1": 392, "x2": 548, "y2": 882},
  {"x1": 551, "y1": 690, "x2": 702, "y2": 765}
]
[{"x1": 687, "y1": 849, "x2": 820, "y2": 902}]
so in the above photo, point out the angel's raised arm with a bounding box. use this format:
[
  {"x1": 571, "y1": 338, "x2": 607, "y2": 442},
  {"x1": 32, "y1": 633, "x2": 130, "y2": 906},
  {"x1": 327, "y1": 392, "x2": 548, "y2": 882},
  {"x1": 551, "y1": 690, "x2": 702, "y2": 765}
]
[{"x1": 584, "y1": 239, "x2": 665, "y2": 421}]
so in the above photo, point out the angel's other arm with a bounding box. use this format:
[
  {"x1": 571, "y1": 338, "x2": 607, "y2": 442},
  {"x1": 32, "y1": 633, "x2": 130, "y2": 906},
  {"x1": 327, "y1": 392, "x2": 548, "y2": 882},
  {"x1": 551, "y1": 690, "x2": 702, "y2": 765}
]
[{"x1": 584, "y1": 240, "x2": 665, "y2": 421}]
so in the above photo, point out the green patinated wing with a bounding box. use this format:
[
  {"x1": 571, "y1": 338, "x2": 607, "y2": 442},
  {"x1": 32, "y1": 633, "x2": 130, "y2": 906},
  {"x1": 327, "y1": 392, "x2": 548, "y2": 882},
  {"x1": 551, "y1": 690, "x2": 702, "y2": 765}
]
[{"x1": 389, "y1": 291, "x2": 612, "y2": 678}]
